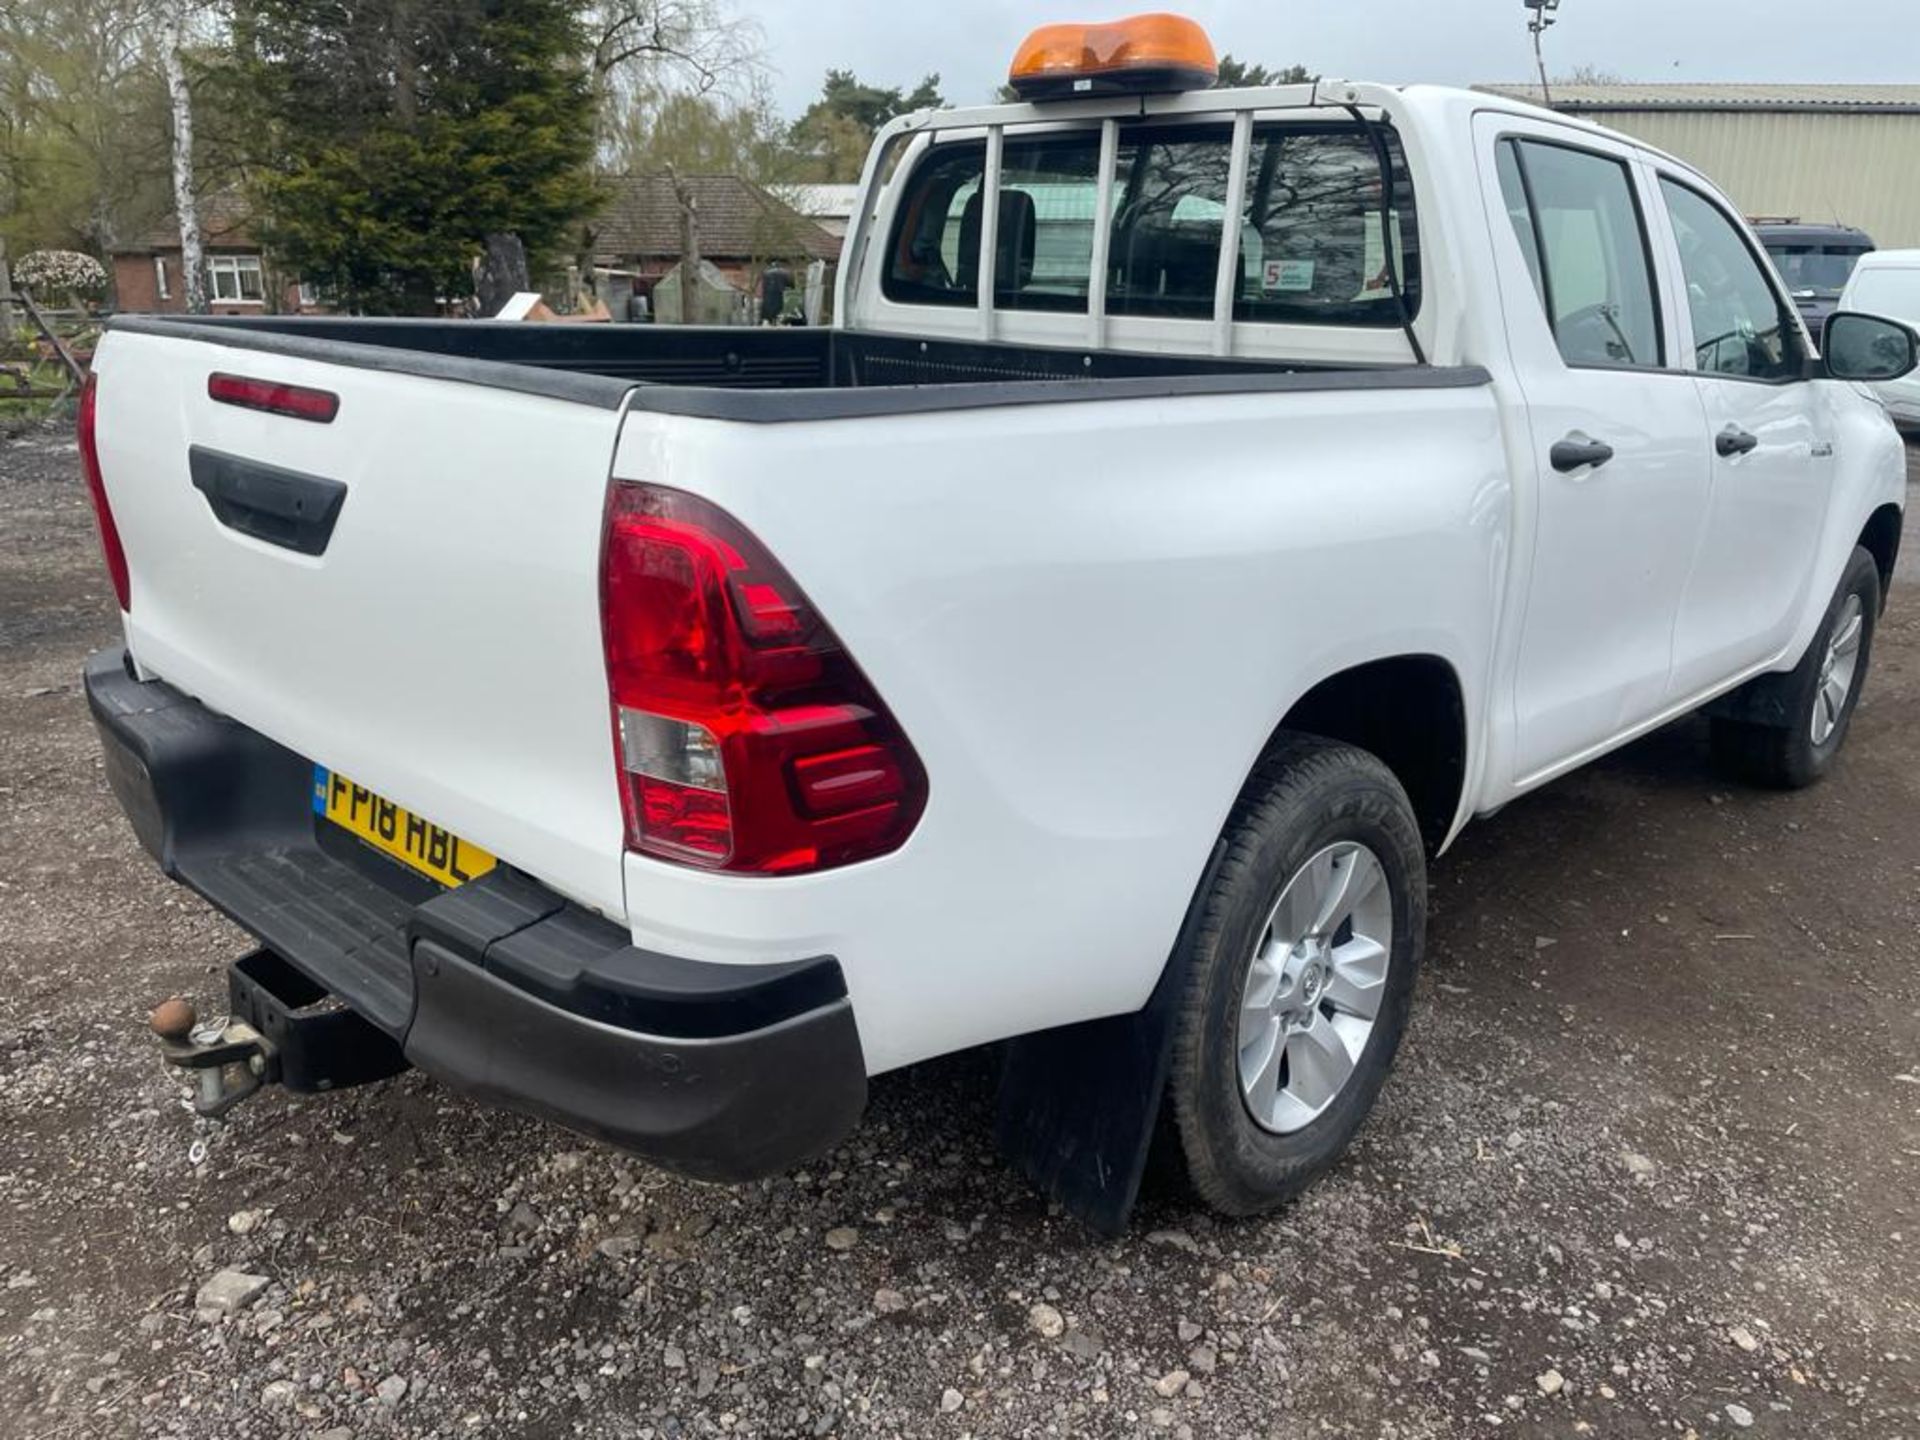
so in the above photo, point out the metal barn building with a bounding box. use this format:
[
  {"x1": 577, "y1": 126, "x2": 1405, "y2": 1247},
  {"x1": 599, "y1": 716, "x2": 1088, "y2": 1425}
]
[{"x1": 1474, "y1": 85, "x2": 1920, "y2": 248}]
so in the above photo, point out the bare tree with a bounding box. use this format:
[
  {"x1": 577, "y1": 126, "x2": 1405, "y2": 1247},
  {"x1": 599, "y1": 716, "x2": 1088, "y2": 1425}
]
[
  {"x1": 159, "y1": 1, "x2": 206, "y2": 313},
  {"x1": 587, "y1": 0, "x2": 756, "y2": 87},
  {"x1": 1557, "y1": 64, "x2": 1625, "y2": 85},
  {"x1": 584, "y1": 0, "x2": 764, "y2": 166}
]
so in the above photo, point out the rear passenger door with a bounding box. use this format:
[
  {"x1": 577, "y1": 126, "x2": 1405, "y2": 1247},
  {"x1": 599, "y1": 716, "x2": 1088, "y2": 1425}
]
[
  {"x1": 1650, "y1": 177, "x2": 1829, "y2": 697},
  {"x1": 1475, "y1": 116, "x2": 1714, "y2": 782}
]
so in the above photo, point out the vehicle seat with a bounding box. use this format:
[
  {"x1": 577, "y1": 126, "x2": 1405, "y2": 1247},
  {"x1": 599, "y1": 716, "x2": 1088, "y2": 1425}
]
[
  {"x1": 957, "y1": 189, "x2": 1038, "y2": 296},
  {"x1": 1113, "y1": 216, "x2": 1222, "y2": 310}
]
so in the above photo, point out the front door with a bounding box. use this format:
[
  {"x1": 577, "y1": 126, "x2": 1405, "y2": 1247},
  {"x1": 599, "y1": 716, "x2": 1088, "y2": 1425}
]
[
  {"x1": 1652, "y1": 176, "x2": 1830, "y2": 698},
  {"x1": 1476, "y1": 118, "x2": 1715, "y2": 782}
]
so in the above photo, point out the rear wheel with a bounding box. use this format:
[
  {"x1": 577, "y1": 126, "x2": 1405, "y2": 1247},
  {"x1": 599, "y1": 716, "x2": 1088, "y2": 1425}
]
[
  {"x1": 1168, "y1": 735, "x2": 1426, "y2": 1216},
  {"x1": 1710, "y1": 546, "x2": 1881, "y2": 789}
]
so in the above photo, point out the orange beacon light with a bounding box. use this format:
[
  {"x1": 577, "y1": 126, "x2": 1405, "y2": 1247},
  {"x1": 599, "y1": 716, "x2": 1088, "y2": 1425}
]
[{"x1": 1007, "y1": 13, "x2": 1220, "y2": 102}]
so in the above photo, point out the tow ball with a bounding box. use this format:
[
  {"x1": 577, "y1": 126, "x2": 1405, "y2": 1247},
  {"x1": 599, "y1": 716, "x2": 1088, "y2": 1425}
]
[
  {"x1": 148, "y1": 996, "x2": 278, "y2": 1118},
  {"x1": 145, "y1": 950, "x2": 410, "y2": 1121}
]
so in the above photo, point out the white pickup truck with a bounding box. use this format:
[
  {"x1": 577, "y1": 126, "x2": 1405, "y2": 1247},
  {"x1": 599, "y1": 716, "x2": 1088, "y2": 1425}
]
[{"x1": 83, "y1": 18, "x2": 1916, "y2": 1231}]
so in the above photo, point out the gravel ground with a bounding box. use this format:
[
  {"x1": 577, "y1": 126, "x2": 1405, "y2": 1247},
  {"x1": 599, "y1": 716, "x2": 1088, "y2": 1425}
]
[{"x1": 2, "y1": 425, "x2": 1918, "y2": 1440}]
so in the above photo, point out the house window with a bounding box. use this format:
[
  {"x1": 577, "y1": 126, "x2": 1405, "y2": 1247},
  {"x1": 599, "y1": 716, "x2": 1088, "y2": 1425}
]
[
  {"x1": 296, "y1": 279, "x2": 319, "y2": 308},
  {"x1": 208, "y1": 254, "x2": 266, "y2": 303},
  {"x1": 153, "y1": 256, "x2": 171, "y2": 301}
]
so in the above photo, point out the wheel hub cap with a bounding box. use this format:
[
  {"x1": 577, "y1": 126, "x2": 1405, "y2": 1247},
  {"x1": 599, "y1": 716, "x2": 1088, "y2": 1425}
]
[{"x1": 1236, "y1": 842, "x2": 1395, "y2": 1136}]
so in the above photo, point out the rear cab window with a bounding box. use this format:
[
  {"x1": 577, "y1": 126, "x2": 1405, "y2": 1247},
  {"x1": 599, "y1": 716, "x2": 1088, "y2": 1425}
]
[
  {"x1": 880, "y1": 120, "x2": 1421, "y2": 332},
  {"x1": 885, "y1": 139, "x2": 1103, "y2": 313}
]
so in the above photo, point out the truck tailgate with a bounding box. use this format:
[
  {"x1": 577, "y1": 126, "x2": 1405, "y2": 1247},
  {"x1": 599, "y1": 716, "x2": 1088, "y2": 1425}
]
[{"x1": 92, "y1": 329, "x2": 632, "y2": 919}]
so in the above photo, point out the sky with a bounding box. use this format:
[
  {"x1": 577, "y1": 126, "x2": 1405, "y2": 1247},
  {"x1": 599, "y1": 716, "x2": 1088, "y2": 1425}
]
[{"x1": 738, "y1": 0, "x2": 1917, "y2": 118}]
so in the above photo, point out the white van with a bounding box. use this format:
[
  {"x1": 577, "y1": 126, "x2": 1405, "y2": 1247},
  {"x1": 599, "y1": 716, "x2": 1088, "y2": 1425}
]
[{"x1": 1840, "y1": 251, "x2": 1920, "y2": 433}]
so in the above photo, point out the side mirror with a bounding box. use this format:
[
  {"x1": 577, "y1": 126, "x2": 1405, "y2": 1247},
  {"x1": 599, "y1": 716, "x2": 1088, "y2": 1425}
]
[{"x1": 1823, "y1": 311, "x2": 1919, "y2": 382}]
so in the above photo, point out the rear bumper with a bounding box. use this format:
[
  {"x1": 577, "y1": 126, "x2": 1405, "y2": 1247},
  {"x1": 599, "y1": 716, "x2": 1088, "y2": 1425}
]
[{"x1": 85, "y1": 647, "x2": 866, "y2": 1181}]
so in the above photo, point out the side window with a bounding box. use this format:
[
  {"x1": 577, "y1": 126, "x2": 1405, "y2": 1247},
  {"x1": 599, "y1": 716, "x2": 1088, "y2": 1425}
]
[
  {"x1": 1660, "y1": 180, "x2": 1805, "y2": 382},
  {"x1": 1495, "y1": 139, "x2": 1663, "y2": 370},
  {"x1": 1494, "y1": 142, "x2": 1545, "y2": 302}
]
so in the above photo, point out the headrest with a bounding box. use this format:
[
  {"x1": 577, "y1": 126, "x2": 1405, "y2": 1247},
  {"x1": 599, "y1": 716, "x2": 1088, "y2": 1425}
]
[{"x1": 957, "y1": 187, "x2": 1038, "y2": 294}]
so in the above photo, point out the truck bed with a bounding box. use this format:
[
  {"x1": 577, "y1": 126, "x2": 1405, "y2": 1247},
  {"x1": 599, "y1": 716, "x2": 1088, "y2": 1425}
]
[{"x1": 107, "y1": 315, "x2": 1486, "y2": 422}]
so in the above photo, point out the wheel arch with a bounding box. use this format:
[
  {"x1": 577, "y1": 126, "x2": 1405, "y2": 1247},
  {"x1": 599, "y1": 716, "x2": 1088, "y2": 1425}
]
[
  {"x1": 1859, "y1": 502, "x2": 1903, "y2": 614},
  {"x1": 1259, "y1": 654, "x2": 1470, "y2": 855}
]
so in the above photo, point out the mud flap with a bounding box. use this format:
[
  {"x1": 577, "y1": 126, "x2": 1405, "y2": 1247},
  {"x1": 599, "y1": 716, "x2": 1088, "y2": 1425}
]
[
  {"x1": 1702, "y1": 667, "x2": 1798, "y2": 728},
  {"x1": 993, "y1": 839, "x2": 1227, "y2": 1235}
]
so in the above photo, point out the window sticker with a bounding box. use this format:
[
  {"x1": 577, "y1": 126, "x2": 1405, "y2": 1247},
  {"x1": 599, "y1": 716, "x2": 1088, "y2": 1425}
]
[{"x1": 1264, "y1": 258, "x2": 1316, "y2": 294}]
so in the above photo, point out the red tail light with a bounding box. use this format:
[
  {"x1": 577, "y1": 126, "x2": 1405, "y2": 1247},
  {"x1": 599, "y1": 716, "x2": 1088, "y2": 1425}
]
[
  {"x1": 208, "y1": 372, "x2": 340, "y2": 423},
  {"x1": 76, "y1": 373, "x2": 131, "y2": 612},
  {"x1": 600, "y1": 482, "x2": 927, "y2": 874}
]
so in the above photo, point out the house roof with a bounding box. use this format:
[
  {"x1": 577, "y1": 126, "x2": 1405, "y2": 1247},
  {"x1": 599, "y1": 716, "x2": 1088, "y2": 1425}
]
[
  {"x1": 119, "y1": 192, "x2": 260, "y2": 253},
  {"x1": 769, "y1": 183, "x2": 863, "y2": 223},
  {"x1": 1475, "y1": 83, "x2": 1920, "y2": 115},
  {"x1": 590, "y1": 175, "x2": 840, "y2": 263}
]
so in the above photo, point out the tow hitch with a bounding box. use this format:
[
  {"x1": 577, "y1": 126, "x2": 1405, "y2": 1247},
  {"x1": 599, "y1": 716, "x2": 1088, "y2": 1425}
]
[
  {"x1": 148, "y1": 949, "x2": 408, "y2": 1119},
  {"x1": 150, "y1": 1000, "x2": 275, "y2": 1117}
]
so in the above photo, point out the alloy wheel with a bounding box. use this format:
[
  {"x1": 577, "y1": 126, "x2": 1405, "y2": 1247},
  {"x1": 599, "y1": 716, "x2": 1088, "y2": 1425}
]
[
  {"x1": 1811, "y1": 593, "x2": 1865, "y2": 747},
  {"x1": 1236, "y1": 842, "x2": 1393, "y2": 1135}
]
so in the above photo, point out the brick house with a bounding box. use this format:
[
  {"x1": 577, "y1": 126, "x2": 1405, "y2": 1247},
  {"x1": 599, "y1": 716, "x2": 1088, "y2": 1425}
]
[
  {"x1": 110, "y1": 193, "x2": 326, "y2": 315},
  {"x1": 587, "y1": 175, "x2": 840, "y2": 309}
]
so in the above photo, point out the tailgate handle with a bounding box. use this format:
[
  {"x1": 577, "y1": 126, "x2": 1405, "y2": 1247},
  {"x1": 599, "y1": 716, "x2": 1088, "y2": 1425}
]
[{"x1": 188, "y1": 446, "x2": 347, "y2": 557}]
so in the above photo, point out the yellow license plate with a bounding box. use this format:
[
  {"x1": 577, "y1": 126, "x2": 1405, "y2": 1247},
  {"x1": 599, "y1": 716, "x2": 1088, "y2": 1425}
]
[{"x1": 312, "y1": 767, "x2": 495, "y2": 888}]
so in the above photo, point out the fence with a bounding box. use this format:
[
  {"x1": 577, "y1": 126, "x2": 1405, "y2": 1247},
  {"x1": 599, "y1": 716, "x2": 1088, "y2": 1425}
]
[{"x1": 1, "y1": 239, "x2": 95, "y2": 418}]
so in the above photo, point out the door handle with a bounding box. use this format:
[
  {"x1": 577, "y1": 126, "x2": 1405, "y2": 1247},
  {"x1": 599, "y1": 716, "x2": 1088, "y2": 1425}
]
[
  {"x1": 1550, "y1": 434, "x2": 1615, "y2": 473},
  {"x1": 188, "y1": 445, "x2": 349, "y2": 556},
  {"x1": 1716, "y1": 425, "x2": 1760, "y2": 458}
]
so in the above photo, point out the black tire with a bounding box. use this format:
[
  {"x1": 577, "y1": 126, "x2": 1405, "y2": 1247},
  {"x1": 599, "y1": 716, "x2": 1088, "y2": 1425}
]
[
  {"x1": 1709, "y1": 546, "x2": 1881, "y2": 790},
  {"x1": 1168, "y1": 734, "x2": 1427, "y2": 1217}
]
